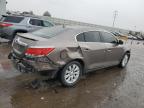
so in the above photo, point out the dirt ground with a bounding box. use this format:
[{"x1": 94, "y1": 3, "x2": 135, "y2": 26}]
[{"x1": 0, "y1": 40, "x2": 144, "y2": 108}]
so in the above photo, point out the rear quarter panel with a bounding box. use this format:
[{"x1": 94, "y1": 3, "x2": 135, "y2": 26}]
[{"x1": 35, "y1": 30, "x2": 85, "y2": 68}]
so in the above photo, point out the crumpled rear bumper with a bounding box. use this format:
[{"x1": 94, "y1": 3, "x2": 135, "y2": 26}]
[{"x1": 9, "y1": 52, "x2": 60, "y2": 79}]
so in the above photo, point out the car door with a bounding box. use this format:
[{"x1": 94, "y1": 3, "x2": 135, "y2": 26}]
[
  {"x1": 77, "y1": 31, "x2": 107, "y2": 70},
  {"x1": 100, "y1": 31, "x2": 124, "y2": 66}
]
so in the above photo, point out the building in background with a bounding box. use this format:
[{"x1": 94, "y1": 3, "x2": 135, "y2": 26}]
[{"x1": 0, "y1": 0, "x2": 6, "y2": 18}]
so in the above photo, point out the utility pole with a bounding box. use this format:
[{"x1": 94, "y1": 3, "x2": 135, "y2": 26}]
[
  {"x1": 134, "y1": 26, "x2": 136, "y2": 31},
  {"x1": 112, "y1": 10, "x2": 118, "y2": 27}
]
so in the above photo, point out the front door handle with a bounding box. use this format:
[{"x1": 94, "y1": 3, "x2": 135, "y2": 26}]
[{"x1": 27, "y1": 26, "x2": 32, "y2": 28}]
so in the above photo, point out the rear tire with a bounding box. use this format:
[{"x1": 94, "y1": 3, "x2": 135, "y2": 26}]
[
  {"x1": 119, "y1": 53, "x2": 130, "y2": 68},
  {"x1": 60, "y1": 61, "x2": 82, "y2": 87}
]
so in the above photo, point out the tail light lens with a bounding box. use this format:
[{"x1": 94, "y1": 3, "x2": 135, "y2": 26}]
[
  {"x1": 25, "y1": 48, "x2": 55, "y2": 56},
  {"x1": 0, "y1": 23, "x2": 13, "y2": 27}
]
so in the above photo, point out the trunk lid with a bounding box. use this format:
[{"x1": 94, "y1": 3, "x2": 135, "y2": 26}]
[{"x1": 12, "y1": 33, "x2": 47, "y2": 57}]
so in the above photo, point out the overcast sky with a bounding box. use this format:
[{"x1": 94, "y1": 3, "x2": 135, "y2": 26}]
[{"x1": 6, "y1": 0, "x2": 144, "y2": 31}]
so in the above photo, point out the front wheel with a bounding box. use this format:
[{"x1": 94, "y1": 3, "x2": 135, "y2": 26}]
[
  {"x1": 60, "y1": 61, "x2": 82, "y2": 87},
  {"x1": 119, "y1": 53, "x2": 130, "y2": 68}
]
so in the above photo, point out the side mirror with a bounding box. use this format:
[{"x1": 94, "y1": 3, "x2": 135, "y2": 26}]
[{"x1": 118, "y1": 40, "x2": 124, "y2": 45}]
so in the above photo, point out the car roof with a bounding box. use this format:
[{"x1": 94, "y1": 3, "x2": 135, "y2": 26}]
[
  {"x1": 3, "y1": 15, "x2": 43, "y2": 20},
  {"x1": 61, "y1": 25, "x2": 109, "y2": 33},
  {"x1": 2, "y1": 15, "x2": 55, "y2": 25}
]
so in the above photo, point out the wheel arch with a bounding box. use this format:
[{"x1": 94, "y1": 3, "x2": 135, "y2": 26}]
[
  {"x1": 125, "y1": 50, "x2": 131, "y2": 55},
  {"x1": 14, "y1": 29, "x2": 28, "y2": 35},
  {"x1": 124, "y1": 50, "x2": 131, "y2": 59},
  {"x1": 56, "y1": 58, "x2": 85, "y2": 78},
  {"x1": 73, "y1": 58, "x2": 85, "y2": 74}
]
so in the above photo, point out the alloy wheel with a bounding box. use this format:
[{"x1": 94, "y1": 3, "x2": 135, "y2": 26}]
[{"x1": 64, "y1": 64, "x2": 80, "y2": 84}]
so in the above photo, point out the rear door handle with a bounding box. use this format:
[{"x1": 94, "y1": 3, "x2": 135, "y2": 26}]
[
  {"x1": 84, "y1": 48, "x2": 90, "y2": 51},
  {"x1": 107, "y1": 49, "x2": 112, "y2": 52}
]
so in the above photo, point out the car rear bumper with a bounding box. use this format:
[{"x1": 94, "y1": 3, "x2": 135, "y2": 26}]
[
  {"x1": 9, "y1": 52, "x2": 60, "y2": 79},
  {"x1": 0, "y1": 28, "x2": 13, "y2": 40}
]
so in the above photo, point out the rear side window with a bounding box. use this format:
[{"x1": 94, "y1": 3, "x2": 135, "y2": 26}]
[
  {"x1": 2, "y1": 16, "x2": 24, "y2": 23},
  {"x1": 101, "y1": 32, "x2": 117, "y2": 43},
  {"x1": 84, "y1": 31, "x2": 101, "y2": 42},
  {"x1": 77, "y1": 33, "x2": 85, "y2": 42},
  {"x1": 29, "y1": 19, "x2": 43, "y2": 26}
]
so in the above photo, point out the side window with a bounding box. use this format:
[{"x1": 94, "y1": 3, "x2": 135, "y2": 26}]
[
  {"x1": 77, "y1": 33, "x2": 85, "y2": 42},
  {"x1": 29, "y1": 19, "x2": 43, "y2": 26},
  {"x1": 101, "y1": 32, "x2": 117, "y2": 43},
  {"x1": 43, "y1": 21, "x2": 53, "y2": 27},
  {"x1": 84, "y1": 31, "x2": 101, "y2": 42}
]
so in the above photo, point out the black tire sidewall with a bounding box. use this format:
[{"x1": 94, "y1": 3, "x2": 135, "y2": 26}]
[
  {"x1": 120, "y1": 53, "x2": 130, "y2": 68},
  {"x1": 60, "y1": 61, "x2": 82, "y2": 87}
]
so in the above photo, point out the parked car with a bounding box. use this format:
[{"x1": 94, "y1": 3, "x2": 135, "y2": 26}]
[
  {"x1": 127, "y1": 35, "x2": 138, "y2": 40},
  {"x1": 135, "y1": 35, "x2": 144, "y2": 40},
  {"x1": 0, "y1": 15, "x2": 54, "y2": 41},
  {"x1": 112, "y1": 32, "x2": 128, "y2": 41},
  {"x1": 9, "y1": 26, "x2": 131, "y2": 87}
]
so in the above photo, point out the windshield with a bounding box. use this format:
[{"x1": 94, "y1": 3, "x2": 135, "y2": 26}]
[{"x1": 31, "y1": 26, "x2": 68, "y2": 39}]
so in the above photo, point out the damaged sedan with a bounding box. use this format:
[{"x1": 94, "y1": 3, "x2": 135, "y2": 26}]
[{"x1": 9, "y1": 26, "x2": 131, "y2": 87}]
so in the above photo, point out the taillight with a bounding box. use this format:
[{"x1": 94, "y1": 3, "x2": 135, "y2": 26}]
[
  {"x1": 25, "y1": 48, "x2": 55, "y2": 56},
  {"x1": 0, "y1": 23, "x2": 13, "y2": 27}
]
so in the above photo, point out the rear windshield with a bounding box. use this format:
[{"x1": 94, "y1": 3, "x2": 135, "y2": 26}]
[
  {"x1": 31, "y1": 26, "x2": 68, "y2": 39},
  {"x1": 1, "y1": 16, "x2": 24, "y2": 23}
]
